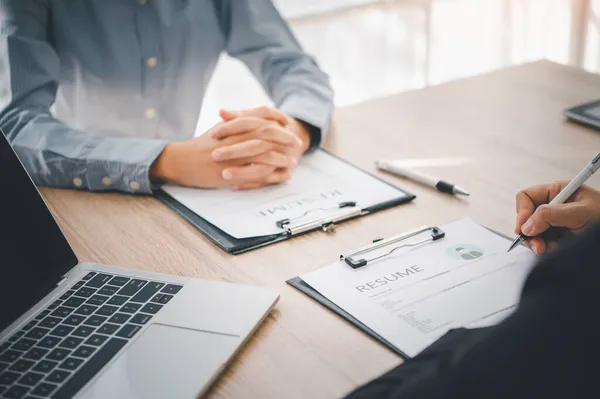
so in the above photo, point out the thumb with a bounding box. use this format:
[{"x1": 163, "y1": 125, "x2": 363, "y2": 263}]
[
  {"x1": 219, "y1": 109, "x2": 238, "y2": 122},
  {"x1": 521, "y1": 203, "x2": 589, "y2": 236}
]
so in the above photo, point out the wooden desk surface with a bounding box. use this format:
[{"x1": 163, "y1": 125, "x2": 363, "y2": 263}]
[{"x1": 40, "y1": 61, "x2": 600, "y2": 399}]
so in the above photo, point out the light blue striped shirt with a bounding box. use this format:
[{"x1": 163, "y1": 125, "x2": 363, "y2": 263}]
[{"x1": 0, "y1": 0, "x2": 333, "y2": 194}]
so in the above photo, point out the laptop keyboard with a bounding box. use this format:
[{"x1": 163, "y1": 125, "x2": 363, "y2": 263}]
[{"x1": 0, "y1": 272, "x2": 183, "y2": 399}]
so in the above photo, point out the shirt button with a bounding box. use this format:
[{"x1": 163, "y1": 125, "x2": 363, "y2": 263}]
[
  {"x1": 73, "y1": 177, "x2": 83, "y2": 187},
  {"x1": 102, "y1": 177, "x2": 113, "y2": 186},
  {"x1": 146, "y1": 57, "x2": 158, "y2": 68},
  {"x1": 145, "y1": 108, "x2": 157, "y2": 120},
  {"x1": 129, "y1": 181, "x2": 141, "y2": 191}
]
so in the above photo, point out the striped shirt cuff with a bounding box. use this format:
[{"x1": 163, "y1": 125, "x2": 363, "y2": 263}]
[{"x1": 83, "y1": 137, "x2": 167, "y2": 194}]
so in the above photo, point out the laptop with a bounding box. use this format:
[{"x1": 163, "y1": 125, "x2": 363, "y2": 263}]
[{"x1": 0, "y1": 131, "x2": 279, "y2": 399}]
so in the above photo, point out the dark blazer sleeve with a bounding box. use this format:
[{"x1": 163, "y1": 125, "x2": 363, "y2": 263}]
[{"x1": 345, "y1": 223, "x2": 600, "y2": 399}]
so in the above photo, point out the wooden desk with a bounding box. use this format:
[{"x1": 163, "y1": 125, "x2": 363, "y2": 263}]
[{"x1": 40, "y1": 61, "x2": 600, "y2": 399}]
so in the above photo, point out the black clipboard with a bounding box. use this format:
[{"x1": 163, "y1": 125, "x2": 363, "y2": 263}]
[
  {"x1": 155, "y1": 150, "x2": 415, "y2": 255},
  {"x1": 286, "y1": 224, "x2": 517, "y2": 360}
]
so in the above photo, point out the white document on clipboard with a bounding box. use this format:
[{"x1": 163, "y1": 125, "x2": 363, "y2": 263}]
[
  {"x1": 299, "y1": 218, "x2": 537, "y2": 358},
  {"x1": 161, "y1": 150, "x2": 410, "y2": 239}
]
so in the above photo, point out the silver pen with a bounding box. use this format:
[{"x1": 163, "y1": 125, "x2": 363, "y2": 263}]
[
  {"x1": 507, "y1": 152, "x2": 600, "y2": 252},
  {"x1": 376, "y1": 160, "x2": 470, "y2": 196}
]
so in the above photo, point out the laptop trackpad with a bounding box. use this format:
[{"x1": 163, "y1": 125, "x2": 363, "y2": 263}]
[{"x1": 80, "y1": 324, "x2": 241, "y2": 399}]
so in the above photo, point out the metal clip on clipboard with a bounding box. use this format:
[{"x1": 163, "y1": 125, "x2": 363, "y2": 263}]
[
  {"x1": 341, "y1": 226, "x2": 445, "y2": 269},
  {"x1": 276, "y1": 202, "x2": 362, "y2": 236}
]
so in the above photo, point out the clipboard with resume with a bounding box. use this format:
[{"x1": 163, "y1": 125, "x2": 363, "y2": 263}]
[
  {"x1": 287, "y1": 218, "x2": 536, "y2": 359},
  {"x1": 155, "y1": 150, "x2": 415, "y2": 254}
]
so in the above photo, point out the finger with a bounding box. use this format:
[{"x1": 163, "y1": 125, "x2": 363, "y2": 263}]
[
  {"x1": 515, "y1": 182, "x2": 568, "y2": 233},
  {"x1": 521, "y1": 202, "x2": 591, "y2": 236},
  {"x1": 230, "y1": 183, "x2": 266, "y2": 191},
  {"x1": 213, "y1": 139, "x2": 275, "y2": 161},
  {"x1": 527, "y1": 237, "x2": 546, "y2": 255},
  {"x1": 264, "y1": 169, "x2": 292, "y2": 185},
  {"x1": 222, "y1": 163, "x2": 276, "y2": 182},
  {"x1": 254, "y1": 124, "x2": 303, "y2": 148},
  {"x1": 515, "y1": 190, "x2": 536, "y2": 234},
  {"x1": 231, "y1": 169, "x2": 293, "y2": 191},
  {"x1": 242, "y1": 151, "x2": 298, "y2": 169},
  {"x1": 219, "y1": 109, "x2": 237, "y2": 122},
  {"x1": 210, "y1": 117, "x2": 272, "y2": 140},
  {"x1": 231, "y1": 169, "x2": 292, "y2": 188},
  {"x1": 220, "y1": 106, "x2": 290, "y2": 126}
]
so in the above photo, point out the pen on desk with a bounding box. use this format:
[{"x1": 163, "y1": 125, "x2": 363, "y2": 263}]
[
  {"x1": 376, "y1": 160, "x2": 470, "y2": 196},
  {"x1": 507, "y1": 152, "x2": 600, "y2": 253}
]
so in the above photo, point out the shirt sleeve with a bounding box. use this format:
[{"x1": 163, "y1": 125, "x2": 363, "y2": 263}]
[
  {"x1": 215, "y1": 0, "x2": 334, "y2": 150},
  {"x1": 0, "y1": 0, "x2": 166, "y2": 194}
]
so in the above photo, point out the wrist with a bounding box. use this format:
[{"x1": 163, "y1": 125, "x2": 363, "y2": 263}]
[
  {"x1": 150, "y1": 142, "x2": 183, "y2": 183},
  {"x1": 289, "y1": 118, "x2": 312, "y2": 153}
]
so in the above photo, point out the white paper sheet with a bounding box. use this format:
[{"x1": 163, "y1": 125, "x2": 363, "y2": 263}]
[
  {"x1": 299, "y1": 218, "x2": 537, "y2": 358},
  {"x1": 161, "y1": 151, "x2": 408, "y2": 239}
]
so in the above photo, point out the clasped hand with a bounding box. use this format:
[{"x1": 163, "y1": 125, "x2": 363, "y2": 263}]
[{"x1": 151, "y1": 106, "x2": 311, "y2": 190}]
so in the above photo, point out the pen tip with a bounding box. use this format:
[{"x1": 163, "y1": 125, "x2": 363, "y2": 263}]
[
  {"x1": 453, "y1": 186, "x2": 471, "y2": 196},
  {"x1": 507, "y1": 236, "x2": 522, "y2": 252}
]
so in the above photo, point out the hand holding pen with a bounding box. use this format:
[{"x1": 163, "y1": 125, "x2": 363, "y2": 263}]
[{"x1": 509, "y1": 153, "x2": 600, "y2": 254}]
